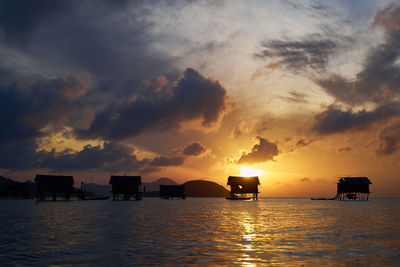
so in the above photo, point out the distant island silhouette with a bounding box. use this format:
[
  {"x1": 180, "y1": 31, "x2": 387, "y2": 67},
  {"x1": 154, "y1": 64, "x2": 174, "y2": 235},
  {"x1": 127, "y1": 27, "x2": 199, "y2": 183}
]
[
  {"x1": 84, "y1": 178, "x2": 229, "y2": 198},
  {"x1": 0, "y1": 176, "x2": 230, "y2": 198},
  {"x1": 183, "y1": 180, "x2": 229, "y2": 197}
]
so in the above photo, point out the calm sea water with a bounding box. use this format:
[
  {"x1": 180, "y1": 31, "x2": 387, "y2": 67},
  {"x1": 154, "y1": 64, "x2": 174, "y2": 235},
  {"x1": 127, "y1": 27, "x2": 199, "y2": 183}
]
[{"x1": 0, "y1": 198, "x2": 399, "y2": 266}]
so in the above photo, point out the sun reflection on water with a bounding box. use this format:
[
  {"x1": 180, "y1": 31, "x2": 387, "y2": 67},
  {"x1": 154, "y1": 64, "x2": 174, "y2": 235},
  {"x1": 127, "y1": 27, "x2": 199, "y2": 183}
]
[{"x1": 238, "y1": 213, "x2": 257, "y2": 266}]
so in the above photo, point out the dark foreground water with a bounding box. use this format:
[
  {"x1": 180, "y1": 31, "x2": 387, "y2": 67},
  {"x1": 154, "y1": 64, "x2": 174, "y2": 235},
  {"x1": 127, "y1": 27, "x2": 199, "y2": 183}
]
[{"x1": 0, "y1": 198, "x2": 399, "y2": 266}]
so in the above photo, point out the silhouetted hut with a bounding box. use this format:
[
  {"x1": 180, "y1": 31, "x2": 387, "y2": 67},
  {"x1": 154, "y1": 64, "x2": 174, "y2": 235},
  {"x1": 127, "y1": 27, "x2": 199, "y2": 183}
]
[
  {"x1": 337, "y1": 177, "x2": 372, "y2": 200},
  {"x1": 227, "y1": 176, "x2": 259, "y2": 200},
  {"x1": 159, "y1": 185, "x2": 185, "y2": 199},
  {"x1": 109, "y1": 175, "x2": 142, "y2": 200},
  {"x1": 35, "y1": 174, "x2": 74, "y2": 201},
  {"x1": 0, "y1": 182, "x2": 31, "y2": 199}
]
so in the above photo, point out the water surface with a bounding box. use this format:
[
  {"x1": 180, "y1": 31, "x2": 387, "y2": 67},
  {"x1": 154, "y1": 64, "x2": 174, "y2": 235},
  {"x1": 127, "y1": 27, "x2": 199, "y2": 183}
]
[{"x1": 0, "y1": 198, "x2": 399, "y2": 266}]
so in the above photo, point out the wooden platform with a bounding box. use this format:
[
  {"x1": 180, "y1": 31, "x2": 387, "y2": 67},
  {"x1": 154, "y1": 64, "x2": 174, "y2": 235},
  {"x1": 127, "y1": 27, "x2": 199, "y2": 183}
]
[{"x1": 226, "y1": 197, "x2": 251, "y2": 200}]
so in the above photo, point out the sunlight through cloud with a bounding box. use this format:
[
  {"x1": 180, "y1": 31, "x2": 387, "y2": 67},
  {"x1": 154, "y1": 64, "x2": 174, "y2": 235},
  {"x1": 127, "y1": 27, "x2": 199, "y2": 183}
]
[{"x1": 240, "y1": 166, "x2": 265, "y2": 177}]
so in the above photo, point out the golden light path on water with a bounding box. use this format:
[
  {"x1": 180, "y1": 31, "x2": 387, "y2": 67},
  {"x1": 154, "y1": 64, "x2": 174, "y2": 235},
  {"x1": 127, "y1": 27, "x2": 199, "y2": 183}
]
[{"x1": 239, "y1": 212, "x2": 257, "y2": 267}]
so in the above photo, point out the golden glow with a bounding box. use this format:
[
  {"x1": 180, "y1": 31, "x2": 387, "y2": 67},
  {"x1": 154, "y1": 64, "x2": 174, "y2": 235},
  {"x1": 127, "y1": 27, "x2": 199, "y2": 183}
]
[
  {"x1": 238, "y1": 213, "x2": 256, "y2": 266},
  {"x1": 240, "y1": 166, "x2": 264, "y2": 177}
]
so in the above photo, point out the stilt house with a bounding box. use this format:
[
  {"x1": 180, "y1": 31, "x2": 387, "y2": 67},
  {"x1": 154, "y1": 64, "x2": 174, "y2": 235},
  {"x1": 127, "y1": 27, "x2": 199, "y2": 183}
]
[
  {"x1": 109, "y1": 175, "x2": 142, "y2": 200},
  {"x1": 35, "y1": 174, "x2": 74, "y2": 201},
  {"x1": 159, "y1": 185, "x2": 185, "y2": 199},
  {"x1": 0, "y1": 181, "x2": 31, "y2": 199},
  {"x1": 227, "y1": 176, "x2": 259, "y2": 200},
  {"x1": 337, "y1": 177, "x2": 372, "y2": 200}
]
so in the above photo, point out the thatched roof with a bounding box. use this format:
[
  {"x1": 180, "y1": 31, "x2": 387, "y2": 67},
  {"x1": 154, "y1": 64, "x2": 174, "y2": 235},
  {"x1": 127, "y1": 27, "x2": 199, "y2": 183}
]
[
  {"x1": 227, "y1": 176, "x2": 260, "y2": 185},
  {"x1": 35, "y1": 174, "x2": 74, "y2": 185},
  {"x1": 109, "y1": 175, "x2": 141, "y2": 185},
  {"x1": 338, "y1": 177, "x2": 371, "y2": 184}
]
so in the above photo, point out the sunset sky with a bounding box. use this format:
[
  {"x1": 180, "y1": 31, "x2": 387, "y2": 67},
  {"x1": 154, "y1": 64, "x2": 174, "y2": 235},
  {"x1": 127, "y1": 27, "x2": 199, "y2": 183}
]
[{"x1": 1, "y1": 0, "x2": 400, "y2": 197}]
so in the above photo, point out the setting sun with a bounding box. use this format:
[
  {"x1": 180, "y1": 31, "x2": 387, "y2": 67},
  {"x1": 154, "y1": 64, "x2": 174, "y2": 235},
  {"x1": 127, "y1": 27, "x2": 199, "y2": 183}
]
[{"x1": 240, "y1": 166, "x2": 265, "y2": 177}]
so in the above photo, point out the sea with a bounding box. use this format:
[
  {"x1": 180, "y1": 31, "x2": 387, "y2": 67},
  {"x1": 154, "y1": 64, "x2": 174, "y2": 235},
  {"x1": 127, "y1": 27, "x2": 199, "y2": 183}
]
[{"x1": 0, "y1": 198, "x2": 399, "y2": 266}]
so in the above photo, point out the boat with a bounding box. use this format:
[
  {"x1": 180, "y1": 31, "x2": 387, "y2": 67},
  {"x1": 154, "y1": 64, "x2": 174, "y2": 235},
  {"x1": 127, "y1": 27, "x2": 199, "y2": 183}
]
[
  {"x1": 310, "y1": 197, "x2": 336, "y2": 200},
  {"x1": 226, "y1": 197, "x2": 251, "y2": 200}
]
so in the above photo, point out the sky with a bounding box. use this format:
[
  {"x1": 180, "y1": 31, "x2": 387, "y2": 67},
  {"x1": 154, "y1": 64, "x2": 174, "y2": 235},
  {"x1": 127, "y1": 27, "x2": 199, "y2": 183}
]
[{"x1": 1, "y1": 0, "x2": 400, "y2": 197}]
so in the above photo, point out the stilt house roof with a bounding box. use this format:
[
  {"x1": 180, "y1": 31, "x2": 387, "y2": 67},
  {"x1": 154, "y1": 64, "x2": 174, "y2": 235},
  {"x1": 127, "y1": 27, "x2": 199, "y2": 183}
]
[
  {"x1": 337, "y1": 176, "x2": 371, "y2": 194},
  {"x1": 35, "y1": 174, "x2": 74, "y2": 185},
  {"x1": 338, "y1": 177, "x2": 372, "y2": 184}
]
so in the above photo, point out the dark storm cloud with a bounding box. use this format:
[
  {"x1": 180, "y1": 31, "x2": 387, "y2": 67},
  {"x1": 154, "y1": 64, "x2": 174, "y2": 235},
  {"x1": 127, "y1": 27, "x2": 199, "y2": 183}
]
[
  {"x1": 376, "y1": 123, "x2": 400, "y2": 155},
  {"x1": 0, "y1": 0, "x2": 71, "y2": 44},
  {"x1": 0, "y1": 0, "x2": 131, "y2": 45},
  {"x1": 0, "y1": 140, "x2": 42, "y2": 171},
  {"x1": 256, "y1": 30, "x2": 353, "y2": 74},
  {"x1": 237, "y1": 136, "x2": 279, "y2": 164},
  {"x1": 182, "y1": 142, "x2": 207, "y2": 156},
  {"x1": 40, "y1": 142, "x2": 149, "y2": 172},
  {"x1": 316, "y1": 31, "x2": 400, "y2": 106},
  {"x1": 312, "y1": 103, "x2": 400, "y2": 135},
  {"x1": 0, "y1": 2, "x2": 233, "y2": 173},
  {"x1": 76, "y1": 68, "x2": 229, "y2": 140},
  {"x1": 311, "y1": 4, "x2": 400, "y2": 135},
  {"x1": 0, "y1": 74, "x2": 90, "y2": 143},
  {"x1": 0, "y1": 0, "x2": 176, "y2": 100}
]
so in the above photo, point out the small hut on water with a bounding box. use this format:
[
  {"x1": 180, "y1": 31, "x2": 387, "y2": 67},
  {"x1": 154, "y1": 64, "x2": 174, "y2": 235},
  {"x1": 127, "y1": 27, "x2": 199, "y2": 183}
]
[
  {"x1": 227, "y1": 176, "x2": 259, "y2": 200},
  {"x1": 109, "y1": 175, "x2": 142, "y2": 200},
  {"x1": 0, "y1": 181, "x2": 32, "y2": 199},
  {"x1": 35, "y1": 174, "x2": 74, "y2": 201},
  {"x1": 159, "y1": 185, "x2": 185, "y2": 199},
  {"x1": 336, "y1": 177, "x2": 371, "y2": 200}
]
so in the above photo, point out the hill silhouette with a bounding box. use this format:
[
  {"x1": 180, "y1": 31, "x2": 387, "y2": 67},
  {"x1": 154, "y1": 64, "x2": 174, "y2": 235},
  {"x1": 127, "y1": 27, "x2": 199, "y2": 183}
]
[
  {"x1": 84, "y1": 183, "x2": 112, "y2": 197},
  {"x1": 183, "y1": 180, "x2": 229, "y2": 197},
  {"x1": 1, "y1": 176, "x2": 230, "y2": 198},
  {"x1": 143, "y1": 177, "x2": 177, "y2": 192}
]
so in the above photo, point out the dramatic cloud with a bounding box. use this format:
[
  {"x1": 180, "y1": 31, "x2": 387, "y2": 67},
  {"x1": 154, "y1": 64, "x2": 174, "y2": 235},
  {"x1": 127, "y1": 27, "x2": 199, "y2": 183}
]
[
  {"x1": 256, "y1": 30, "x2": 353, "y2": 74},
  {"x1": 0, "y1": 138, "x2": 187, "y2": 173},
  {"x1": 256, "y1": 4, "x2": 400, "y2": 138},
  {"x1": 376, "y1": 123, "x2": 400, "y2": 155},
  {"x1": 231, "y1": 121, "x2": 252, "y2": 138},
  {"x1": 279, "y1": 90, "x2": 309, "y2": 104},
  {"x1": 0, "y1": 2, "x2": 234, "y2": 174},
  {"x1": 237, "y1": 136, "x2": 279, "y2": 164},
  {"x1": 372, "y1": 4, "x2": 400, "y2": 31},
  {"x1": 182, "y1": 142, "x2": 207, "y2": 156},
  {"x1": 0, "y1": 140, "x2": 148, "y2": 172},
  {"x1": 312, "y1": 103, "x2": 400, "y2": 135},
  {"x1": 288, "y1": 136, "x2": 312, "y2": 152},
  {"x1": 40, "y1": 142, "x2": 149, "y2": 172},
  {"x1": 0, "y1": 74, "x2": 90, "y2": 143},
  {"x1": 76, "y1": 68, "x2": 229, "y2": 140},
  {"x1": 230, "y1": 118, "x2": 269, "y2": 138},
  {"x1": 316, "y1": 31, "x2": 400, "y2": 106}
]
